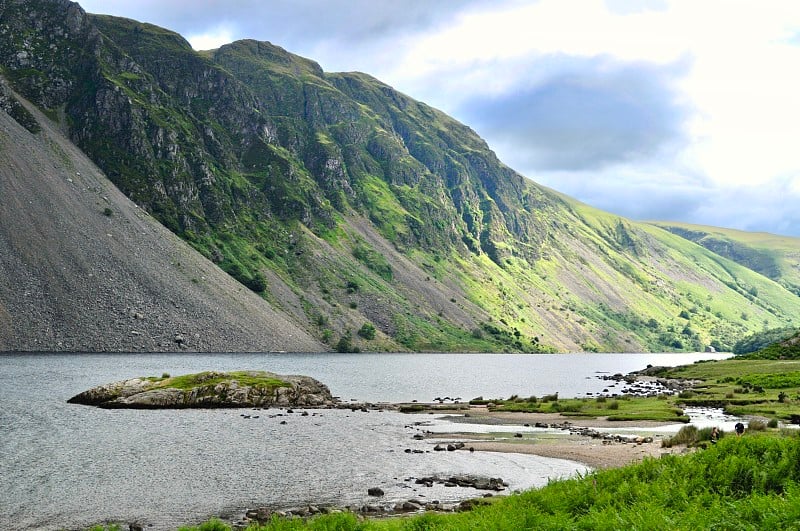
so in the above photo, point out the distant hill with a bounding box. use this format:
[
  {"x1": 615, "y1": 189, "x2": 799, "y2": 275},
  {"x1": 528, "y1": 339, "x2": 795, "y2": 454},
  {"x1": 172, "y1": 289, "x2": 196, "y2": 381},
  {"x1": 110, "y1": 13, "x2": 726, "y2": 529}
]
[
  {"x1": 652, "y1": 222, "x2": 800, "y2": 297},
  {"x1": 2, "y1": 0, "x2": 800, "y2": 352},
  {"x1": 733, "y1": 327, "x2": 798, "y2": 355}
]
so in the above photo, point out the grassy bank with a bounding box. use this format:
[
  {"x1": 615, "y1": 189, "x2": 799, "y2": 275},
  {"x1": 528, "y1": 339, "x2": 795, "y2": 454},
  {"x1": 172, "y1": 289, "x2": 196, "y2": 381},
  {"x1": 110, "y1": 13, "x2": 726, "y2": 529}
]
[
  {"x1": 471, "y1": 358, "x2": 800, "y2": 424},
  {"x1": 473, "y1": 394, "x2": 689, "y2": 422},
  {"x1": 166, "y1": 431, "x2": 800, "y2": 530},
  {"x1": 659, "y1": 359, "x2": 800, "y2": 421}
]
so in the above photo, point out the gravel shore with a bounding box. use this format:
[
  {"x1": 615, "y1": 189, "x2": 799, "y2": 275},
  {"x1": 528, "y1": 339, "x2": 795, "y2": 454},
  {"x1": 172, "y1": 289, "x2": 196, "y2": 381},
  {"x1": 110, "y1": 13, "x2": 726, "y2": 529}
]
[{"x1": 426, "y1": 407, "x2": 690, "y2": 470}]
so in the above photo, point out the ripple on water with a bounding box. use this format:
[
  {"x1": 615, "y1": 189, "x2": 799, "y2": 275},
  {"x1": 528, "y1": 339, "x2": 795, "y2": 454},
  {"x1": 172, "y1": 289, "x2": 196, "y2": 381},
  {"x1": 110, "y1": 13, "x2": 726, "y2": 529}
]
[
  {"x1": 1, "y1": 407, "x2": 588, "y2": 530},
  {"x1": 0, "y1": 352, "x2": 726, "y2": 530}
]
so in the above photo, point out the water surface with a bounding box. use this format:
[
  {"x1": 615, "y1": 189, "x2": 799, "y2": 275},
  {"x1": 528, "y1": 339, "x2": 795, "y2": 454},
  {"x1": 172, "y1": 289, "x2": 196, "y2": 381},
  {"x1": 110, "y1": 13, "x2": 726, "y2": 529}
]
[{"x1": 0, "y1": 352, "x2": 728, "y2": 530}]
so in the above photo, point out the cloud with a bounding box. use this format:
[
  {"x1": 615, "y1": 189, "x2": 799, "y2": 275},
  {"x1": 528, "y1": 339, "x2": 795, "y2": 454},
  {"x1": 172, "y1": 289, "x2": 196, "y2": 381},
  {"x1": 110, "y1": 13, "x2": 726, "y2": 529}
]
[
  {"x1": 535, "y1": 167, "x2": 800, "y2": 237},
  {"x1": 534, "y1": 165, "x2": 710, "y2": 222},
  {"x1": 690, "y1": 179, "x2": 800, "y2": 236},
  {"x1": 603, "y1": 0, "x2": 669, "y2": 16},
  {"x1": 457, "y1": 55, "x2": 692, "y2": 172},
  {"x1": 186, "y1": 25, "x2": 235, "y2": 51},
  {"x1": 80, "y1": 0, "x2": 484, "y2": 66}
]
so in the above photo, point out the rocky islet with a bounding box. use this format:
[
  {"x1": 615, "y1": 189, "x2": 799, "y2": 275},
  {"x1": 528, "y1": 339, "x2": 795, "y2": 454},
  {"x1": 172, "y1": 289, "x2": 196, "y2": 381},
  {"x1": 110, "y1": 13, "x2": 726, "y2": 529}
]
[{"x1": 67, "y1": 370, "x2": 336, "y2": 409}]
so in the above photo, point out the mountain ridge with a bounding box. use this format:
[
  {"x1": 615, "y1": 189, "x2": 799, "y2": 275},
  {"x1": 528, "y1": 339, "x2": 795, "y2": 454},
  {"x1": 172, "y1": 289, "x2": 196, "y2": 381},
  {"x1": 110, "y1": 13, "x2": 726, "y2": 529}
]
[{"x1": 1, "y1": 0, "x2": 799, "y2": 353}]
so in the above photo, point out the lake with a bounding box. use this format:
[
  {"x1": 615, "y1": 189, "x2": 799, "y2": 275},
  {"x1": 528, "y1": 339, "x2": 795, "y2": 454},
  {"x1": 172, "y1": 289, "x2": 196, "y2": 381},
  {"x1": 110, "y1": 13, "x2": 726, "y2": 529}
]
[{"x1": 0, "y1": 351, "x2": 728, "y2": 530}]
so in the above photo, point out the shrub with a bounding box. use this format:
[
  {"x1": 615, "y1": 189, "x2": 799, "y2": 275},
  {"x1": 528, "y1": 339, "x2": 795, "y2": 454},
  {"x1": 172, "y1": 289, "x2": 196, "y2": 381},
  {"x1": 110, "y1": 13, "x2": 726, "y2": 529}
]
[
  {"x1": 357, "y1": 323, "x2": 376, "y2": 340},
  {"x1": 335, "y1": 330, "x2": 359, "y2": 353},
  {"x1": 595, "y1": 396, "x2": 607, "y2": 403},
  {"x1": 314, "y1": 313, "x2": 329, "y2": 327},
  {"x1": 748, "y1": 419, "x2": 767, "y2": 432},
  {"x1": 608, "y1": 400, "x2": 620, "y2": 410},
  {"x1": 542, "y1": 393, "x2": 558, "y2": 402},
  {"x1": 768, "y1": 418, "x2": 779, "y2": 428},
  {"x1": 662, "y1": 425, "x2": 699, "y2": 448},
  {"x1": 242, "y1": 273, "x2": 267, "y2": 293},
  {"x1": 352, "y1": 243, "x2": 392, "y2": 280}
]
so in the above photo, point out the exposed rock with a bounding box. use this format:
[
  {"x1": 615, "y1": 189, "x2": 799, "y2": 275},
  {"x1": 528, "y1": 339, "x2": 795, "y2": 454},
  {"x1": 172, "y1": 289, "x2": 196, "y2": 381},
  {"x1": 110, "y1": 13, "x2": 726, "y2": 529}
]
[
  {"x1": 412, "y1": 475, "x2": 506, "y2": 491},
  {"x1": 67, "y1": 370, "x2": 336, "y2": 409},
  {"x1": 367, "y1": 487, "x2": 384, "y2": 497}
]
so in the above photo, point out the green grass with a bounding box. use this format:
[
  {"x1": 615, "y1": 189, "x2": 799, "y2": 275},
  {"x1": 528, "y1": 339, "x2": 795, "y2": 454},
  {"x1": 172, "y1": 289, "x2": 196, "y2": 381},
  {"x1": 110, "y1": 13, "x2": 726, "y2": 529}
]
[
  {"x1": 478, "y1": 357, "x2": 800, "y2": 423},
  {"x1": 655, "y1": 359, "x2": 800, "y2": 420},
  {"x1": 484, "y1": 395, "x2": 688, "y2": 423},
  {"x1": 149, "y1": 371, "x2": 290, "y2": 392}
]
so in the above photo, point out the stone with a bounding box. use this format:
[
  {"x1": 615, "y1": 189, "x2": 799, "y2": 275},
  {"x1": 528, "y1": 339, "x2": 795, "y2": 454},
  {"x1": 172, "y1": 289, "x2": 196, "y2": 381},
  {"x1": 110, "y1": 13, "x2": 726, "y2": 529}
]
[{"x1": 367, "y1": 487, "x2": 384, "y2": 497}]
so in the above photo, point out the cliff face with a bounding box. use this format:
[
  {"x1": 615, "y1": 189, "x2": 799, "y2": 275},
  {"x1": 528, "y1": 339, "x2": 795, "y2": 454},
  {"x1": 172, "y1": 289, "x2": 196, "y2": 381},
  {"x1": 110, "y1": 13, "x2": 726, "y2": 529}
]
[
  {"x1": 2, "y1": 0, "x2": 800, "y2": 353},
  {"x1": 0, "y1": 85, "x2": 323, "y2": 352}
]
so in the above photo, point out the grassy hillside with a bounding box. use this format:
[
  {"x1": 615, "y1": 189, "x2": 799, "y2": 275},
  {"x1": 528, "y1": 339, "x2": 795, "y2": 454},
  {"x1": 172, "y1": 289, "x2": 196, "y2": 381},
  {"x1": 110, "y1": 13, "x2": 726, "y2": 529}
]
[
  {"x1": 652, "y1": 221, "x2": 800, "y2": 297},
  {"x1": 2, "y1": 0, "x2": 800, "y2": 352}
]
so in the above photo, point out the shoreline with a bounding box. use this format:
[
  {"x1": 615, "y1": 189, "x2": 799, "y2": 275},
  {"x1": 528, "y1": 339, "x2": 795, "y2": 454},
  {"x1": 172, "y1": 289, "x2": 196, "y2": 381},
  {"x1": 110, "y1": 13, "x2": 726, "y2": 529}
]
[
  {"x1": 416, "y1": 406, "x2": 690, "y2": 470},
  {"x1": 232, "y1": 405, "x2": 692, "y2": 526}
]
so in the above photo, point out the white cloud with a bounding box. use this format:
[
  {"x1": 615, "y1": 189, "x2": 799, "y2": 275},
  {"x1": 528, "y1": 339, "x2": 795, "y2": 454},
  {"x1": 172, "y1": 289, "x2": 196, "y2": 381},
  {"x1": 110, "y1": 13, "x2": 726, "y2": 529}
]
[{"x1": 186, "y1": 25, "x2": 235, "y2": 51}]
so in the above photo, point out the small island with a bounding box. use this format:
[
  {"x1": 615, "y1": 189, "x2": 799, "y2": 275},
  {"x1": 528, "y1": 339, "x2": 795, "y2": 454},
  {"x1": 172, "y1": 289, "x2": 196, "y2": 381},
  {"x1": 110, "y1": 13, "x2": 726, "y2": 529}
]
[{"x1": 67, "y1": 370, "x2": 336, "y2": 409}]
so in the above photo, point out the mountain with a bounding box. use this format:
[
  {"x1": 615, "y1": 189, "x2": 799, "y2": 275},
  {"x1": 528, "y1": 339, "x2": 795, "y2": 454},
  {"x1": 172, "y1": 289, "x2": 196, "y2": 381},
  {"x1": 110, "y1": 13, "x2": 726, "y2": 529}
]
[
  {"x1": 0, "y1": 78, "x2": 322, "y2": 352},
  {"x1": 2, "y1": 0, "x2": 800, "y2": 353}
]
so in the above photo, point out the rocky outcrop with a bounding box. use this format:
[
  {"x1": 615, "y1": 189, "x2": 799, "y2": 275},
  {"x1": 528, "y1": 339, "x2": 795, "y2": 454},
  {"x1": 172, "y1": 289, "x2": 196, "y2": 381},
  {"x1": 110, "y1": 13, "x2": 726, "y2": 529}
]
[{"x1": 67, "y1": 370, "x2": 336, "y2": 408}]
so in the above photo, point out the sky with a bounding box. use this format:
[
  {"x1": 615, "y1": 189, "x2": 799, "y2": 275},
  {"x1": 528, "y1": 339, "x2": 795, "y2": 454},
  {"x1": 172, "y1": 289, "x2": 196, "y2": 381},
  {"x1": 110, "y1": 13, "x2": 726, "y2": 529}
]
[{"x1": 79, "y1": 0, "x2": 800, "y2": 237}]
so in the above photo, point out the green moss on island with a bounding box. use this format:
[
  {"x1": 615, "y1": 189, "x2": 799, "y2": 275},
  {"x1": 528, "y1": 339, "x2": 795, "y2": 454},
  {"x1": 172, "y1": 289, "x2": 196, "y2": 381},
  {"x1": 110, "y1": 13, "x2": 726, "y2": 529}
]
[{"x1": 149, "y1": 371, "x2": 291, "y2": 392}]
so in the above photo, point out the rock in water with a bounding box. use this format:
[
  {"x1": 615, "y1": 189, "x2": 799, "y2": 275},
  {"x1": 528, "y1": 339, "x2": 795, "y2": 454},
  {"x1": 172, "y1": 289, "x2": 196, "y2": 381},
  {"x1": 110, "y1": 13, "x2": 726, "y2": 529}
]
[{"x1": 67, "y1": 370, "x2": 336, "y2": 409}]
